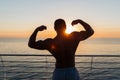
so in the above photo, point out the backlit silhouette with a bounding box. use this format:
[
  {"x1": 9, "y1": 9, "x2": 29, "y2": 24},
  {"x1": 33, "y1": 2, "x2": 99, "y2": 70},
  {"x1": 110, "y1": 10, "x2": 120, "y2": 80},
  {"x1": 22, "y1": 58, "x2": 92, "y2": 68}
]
[{"x1": 28, "y1": 19, "x2": 94, "y2": 80}]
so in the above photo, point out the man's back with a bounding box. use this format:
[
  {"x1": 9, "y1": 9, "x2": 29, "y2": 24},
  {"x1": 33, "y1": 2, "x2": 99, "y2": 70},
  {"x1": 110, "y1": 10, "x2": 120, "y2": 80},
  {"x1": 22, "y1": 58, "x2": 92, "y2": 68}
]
[
  {"x1": 44, "y1": 32, "x2": 85, "y2": 68},
  {"x1": 45, "y1": 33, "x2": 79, "y2": 68}
]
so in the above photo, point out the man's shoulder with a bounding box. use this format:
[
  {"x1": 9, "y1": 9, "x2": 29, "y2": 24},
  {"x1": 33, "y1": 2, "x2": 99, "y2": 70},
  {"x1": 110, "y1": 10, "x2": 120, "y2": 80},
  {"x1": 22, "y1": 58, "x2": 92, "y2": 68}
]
[
  {"x1": 71, "y1": 31, "x2": 85, "y2": 36},
  {"x1": 71, "y1": 31, "x2": 79, "y2": 34},
  {"x1": 71, "y1": 31, "x2": 84, "y2": 40},
  {"x1": 44, "y1": 38, "x2": 53, "y2": 42},
  {"x1": 71, "y1": 31, "x2": 80, "y2": 36}
]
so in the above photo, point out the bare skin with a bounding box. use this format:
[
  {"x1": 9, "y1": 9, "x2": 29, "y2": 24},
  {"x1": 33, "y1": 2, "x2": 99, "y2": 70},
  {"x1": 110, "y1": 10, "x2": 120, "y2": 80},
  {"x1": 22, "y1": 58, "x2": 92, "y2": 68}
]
[{"x1": 28, "y1": 19, "x2": 94, "y2": 68}]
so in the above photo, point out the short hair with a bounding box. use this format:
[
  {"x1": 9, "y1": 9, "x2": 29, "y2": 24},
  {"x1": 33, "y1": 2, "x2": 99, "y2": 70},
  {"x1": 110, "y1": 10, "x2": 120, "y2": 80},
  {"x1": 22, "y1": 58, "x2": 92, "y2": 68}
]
[{"x1": 54, "y1": 19, "x2": 66, "y2": 31}]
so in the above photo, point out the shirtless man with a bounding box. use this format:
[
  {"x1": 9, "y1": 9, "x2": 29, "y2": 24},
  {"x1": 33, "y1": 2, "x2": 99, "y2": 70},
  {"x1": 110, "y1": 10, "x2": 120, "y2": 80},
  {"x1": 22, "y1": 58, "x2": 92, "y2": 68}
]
[{"x1": 28, "y1": 19, "x2": 94, "y2": 80}]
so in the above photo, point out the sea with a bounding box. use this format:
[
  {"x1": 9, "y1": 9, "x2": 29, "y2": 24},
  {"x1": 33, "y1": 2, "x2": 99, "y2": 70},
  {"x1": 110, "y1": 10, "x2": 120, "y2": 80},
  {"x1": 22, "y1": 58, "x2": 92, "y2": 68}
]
[
  {"x1": 0, "y1": 38, "x2": 120, "y2": 55},
  {"x1": 0, "y1": 38, "x2": 120, "y2": 80}
]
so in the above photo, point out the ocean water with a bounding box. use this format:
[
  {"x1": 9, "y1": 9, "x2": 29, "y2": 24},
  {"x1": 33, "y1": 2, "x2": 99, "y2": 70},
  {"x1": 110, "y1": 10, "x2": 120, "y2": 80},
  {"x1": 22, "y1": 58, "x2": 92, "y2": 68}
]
[
  {"x1": 0, "y1": 38, "x2": 120, "y2": 80},
  {"x1": 0, "y1": 38, "x2": 120, "y2": 55}
]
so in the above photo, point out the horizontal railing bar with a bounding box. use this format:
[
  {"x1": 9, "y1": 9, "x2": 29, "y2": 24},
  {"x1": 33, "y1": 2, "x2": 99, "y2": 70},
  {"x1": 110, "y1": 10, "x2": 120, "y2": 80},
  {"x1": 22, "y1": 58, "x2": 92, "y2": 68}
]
[
  {"x1": 0, "y1": 54, "x2": 120, "y2": 57},
  {"x1": 0, "y1": 54, "x2": 52, "y2": 56},
  {"x1": 0, "y1": 66, "x2": 91, "y2": 68},
  {"x1": 1, "y1": 70, "x2": 120, "y2": 73},
  {"x1": 1, "y1": 61, "x2": 120, "y2": 64},
  {"x1": 77, "y1": 62, "x2": 120, "y2": 63},
  {"x1": 0, "y1": 66, "x2": 51, "y2": 68},
  {"x1": 0, "y1": 78, "x2": 51, "y2": 79},
  {"x1": 84, "y1": 78, "x2": 106, "y2": 80},
  {"x1": 1, "y1": 61, "x2": 55, "y2": 63},
  {"x1": 0, "y1": 71, "x2": 53, "y2": 73},
  {"x1": 0, "y1": 77, "x2": 52, "y2": 79},
  {"x1": 90, "y1": 67, "x2": 120, "y2": 69},
  {"x1": 1, "y1": 72, "x2": 118, "y2": 74},
  {"x1": 0, "y1": 67, "x2": 120, "y2": 69},
  {"x1": 1, "y1": 64, "x2": 120, "y2": 68}
]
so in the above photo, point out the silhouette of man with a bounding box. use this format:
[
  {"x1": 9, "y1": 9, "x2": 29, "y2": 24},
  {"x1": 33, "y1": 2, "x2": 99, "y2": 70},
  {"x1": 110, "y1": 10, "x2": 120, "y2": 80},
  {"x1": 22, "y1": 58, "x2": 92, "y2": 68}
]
[{"x1": 28, "y1": 19, "x2": 94, "y2": 80}]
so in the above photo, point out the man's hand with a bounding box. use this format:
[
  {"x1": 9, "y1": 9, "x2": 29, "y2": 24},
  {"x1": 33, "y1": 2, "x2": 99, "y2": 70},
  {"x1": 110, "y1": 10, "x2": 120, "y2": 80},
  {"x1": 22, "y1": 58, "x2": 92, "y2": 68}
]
[
  {"x1": 36, "y1": 25, "x2": 47, "y2": 31},
  {"x1": 71, "y1": 19, "x2": 81, "y2": 26}
]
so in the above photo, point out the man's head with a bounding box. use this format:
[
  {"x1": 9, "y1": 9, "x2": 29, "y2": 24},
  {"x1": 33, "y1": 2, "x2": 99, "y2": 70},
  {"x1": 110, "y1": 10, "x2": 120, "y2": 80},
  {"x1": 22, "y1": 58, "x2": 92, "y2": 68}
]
[{"x1": 54, "y1": 19, "x2": 66, "y2": 33}]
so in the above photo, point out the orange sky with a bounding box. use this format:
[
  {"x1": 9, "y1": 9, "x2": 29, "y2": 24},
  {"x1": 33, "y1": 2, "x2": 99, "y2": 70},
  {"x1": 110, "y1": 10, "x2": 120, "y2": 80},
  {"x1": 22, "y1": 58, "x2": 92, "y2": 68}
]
[
  {"x1": 0, "y1": 26, "x2": 120, "y2": 39},
  {"x1": 0, "y1": 22, "x2": 120, "y2": 38}
]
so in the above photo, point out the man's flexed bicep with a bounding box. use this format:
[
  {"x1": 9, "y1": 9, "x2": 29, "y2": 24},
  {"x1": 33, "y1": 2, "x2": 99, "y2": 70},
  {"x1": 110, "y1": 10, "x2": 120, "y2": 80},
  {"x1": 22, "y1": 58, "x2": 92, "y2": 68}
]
[
  {"x1": 71, "y1": 19, "x2": 94, "y2": 41},
  {"x1": 29, "y1": 38, "x2": 52, "y2": 50},
  {"x1": 28, "y1": 25, "x2": 47, "y2": 50},
  {"x1": 29, "y1": 40, "x2": 47, "y2": 50}
]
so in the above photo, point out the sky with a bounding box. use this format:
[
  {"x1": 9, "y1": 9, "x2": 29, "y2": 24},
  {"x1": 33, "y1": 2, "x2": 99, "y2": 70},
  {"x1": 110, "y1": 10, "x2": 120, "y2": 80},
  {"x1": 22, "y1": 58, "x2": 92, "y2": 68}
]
[{"x1": 0, "y1": 0, "x2": 120, "y2": 38}]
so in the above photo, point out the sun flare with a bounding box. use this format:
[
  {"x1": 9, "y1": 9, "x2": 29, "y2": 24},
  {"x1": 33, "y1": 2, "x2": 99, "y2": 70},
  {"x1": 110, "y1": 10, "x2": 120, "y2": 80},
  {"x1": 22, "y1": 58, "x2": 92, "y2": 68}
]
[
  {"x1": 65, "y1": 24, "x2": 74, "y2": 34},
  {"x1": 65, "y1": 27, "x2": 73, "y2": 34}
]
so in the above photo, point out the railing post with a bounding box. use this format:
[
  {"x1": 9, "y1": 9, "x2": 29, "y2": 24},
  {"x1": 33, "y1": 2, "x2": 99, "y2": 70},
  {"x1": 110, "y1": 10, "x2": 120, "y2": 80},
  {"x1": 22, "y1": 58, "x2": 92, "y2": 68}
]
[
  {"x1": 0, "y1": 56, "x2": 7, "y2": 80},
  {"x1": 46, "y1": 55, "x2": 48, "y2": 70}
]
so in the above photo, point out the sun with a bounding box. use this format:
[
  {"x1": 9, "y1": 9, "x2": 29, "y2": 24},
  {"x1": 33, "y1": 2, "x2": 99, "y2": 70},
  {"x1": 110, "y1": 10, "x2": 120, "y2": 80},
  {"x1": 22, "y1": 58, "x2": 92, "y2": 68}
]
[
  {"x1": 65, "y1": 25, "x2": 74, "y2": 34},
  {"x1": 65, "y1": 24, "x2": 74, "y2": 34},
  {"x1": 65, "y1": 27, "x2": 73, "y2": 34}
]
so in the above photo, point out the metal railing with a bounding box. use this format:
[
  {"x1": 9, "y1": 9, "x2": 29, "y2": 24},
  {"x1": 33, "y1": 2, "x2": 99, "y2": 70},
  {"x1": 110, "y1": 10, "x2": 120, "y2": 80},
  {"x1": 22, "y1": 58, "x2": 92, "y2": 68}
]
[{"x1": 0, "y1": 54, "x2": 120, "y2": 80}]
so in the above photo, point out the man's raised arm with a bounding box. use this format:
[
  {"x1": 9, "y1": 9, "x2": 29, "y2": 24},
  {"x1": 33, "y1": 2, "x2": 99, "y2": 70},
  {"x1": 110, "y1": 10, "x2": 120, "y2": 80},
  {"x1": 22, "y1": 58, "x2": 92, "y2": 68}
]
[
  {"x1": 72, "y1": 19, "x2": 94, "y2": 40},
  {"x1": 28, "y1": 26, "x2": 47, "y2": 48}
]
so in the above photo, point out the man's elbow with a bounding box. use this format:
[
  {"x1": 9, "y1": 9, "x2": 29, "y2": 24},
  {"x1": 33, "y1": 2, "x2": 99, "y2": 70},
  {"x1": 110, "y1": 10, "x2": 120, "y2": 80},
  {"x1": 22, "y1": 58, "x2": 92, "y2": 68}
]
[
  {"x1": 90, "y1": 30, "x2": 94, "y2": 36},
  {"x1": 86, "y1": 30, "x2": 94, "y2": 39},
  {"x1": 28, "y1": 42, "x2": 35, "y2": 48}
]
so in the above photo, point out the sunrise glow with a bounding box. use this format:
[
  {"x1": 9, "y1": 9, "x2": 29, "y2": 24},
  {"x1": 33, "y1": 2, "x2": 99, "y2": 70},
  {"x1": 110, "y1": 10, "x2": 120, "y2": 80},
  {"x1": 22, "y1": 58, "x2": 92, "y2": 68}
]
[
  {"x1": 65, "y1": 27, "x2": 74, "y2": 34},
  {"x1": 65, "y1": 24, "x2": 75, "y2": 34}
]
